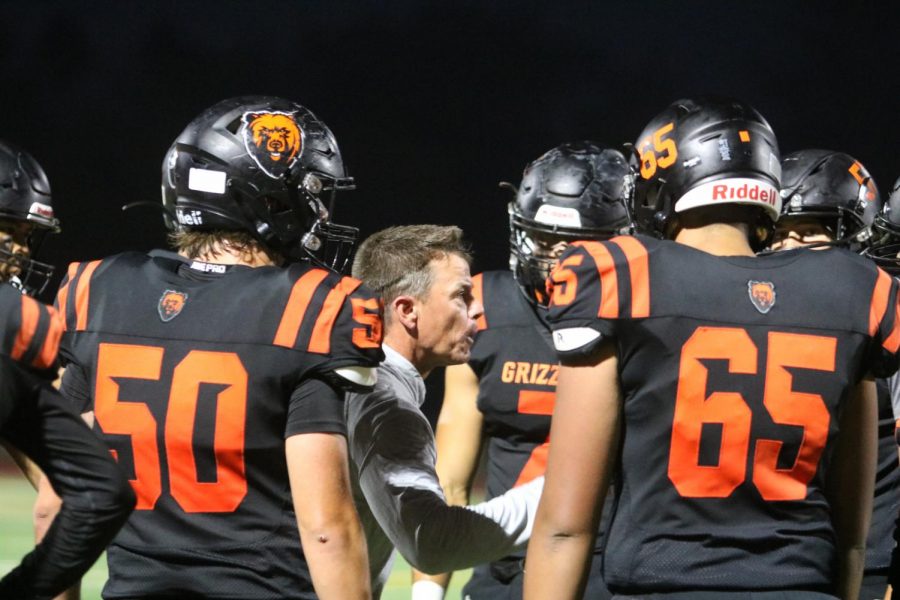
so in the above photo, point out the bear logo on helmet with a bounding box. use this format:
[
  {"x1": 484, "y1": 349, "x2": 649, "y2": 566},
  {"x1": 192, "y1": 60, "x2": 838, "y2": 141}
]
[{"x1": 241, "y1": 111, "x2": 303, "y2": 178}]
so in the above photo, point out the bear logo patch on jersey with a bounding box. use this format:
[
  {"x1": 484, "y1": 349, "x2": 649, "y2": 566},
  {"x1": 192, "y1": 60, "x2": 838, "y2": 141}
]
[
  {"x1": 158, "y1": 290, "x2": 188, "y2": 322},
  {"x1": 748, "y1": 280, "x2": 775, "y2": 314},
  {"x1": 242, "y1": 110, "x2": 303, "y2": 178}
]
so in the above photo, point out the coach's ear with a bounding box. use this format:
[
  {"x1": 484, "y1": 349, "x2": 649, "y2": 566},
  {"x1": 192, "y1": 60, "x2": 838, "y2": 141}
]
[{"x1": 389, "y1": 294, "x2": 418, "y2": 331}]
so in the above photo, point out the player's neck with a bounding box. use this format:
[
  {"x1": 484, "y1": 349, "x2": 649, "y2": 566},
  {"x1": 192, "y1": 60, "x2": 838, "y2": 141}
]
[
  {"x1": 673, "y1": 222, "x2": 755, "y2": 257},
  {"x1": 178, "y1": 243, "x2": 277, "y2": 268}
]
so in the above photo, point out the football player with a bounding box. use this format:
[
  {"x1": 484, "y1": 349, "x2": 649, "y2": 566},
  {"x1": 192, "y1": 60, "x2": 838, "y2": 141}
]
[
  {"x1": 413, "y1": 142, "x2": 630, "y2": 599},
  {"x1": 37, "y1": 97, "x2": 382, "y2": 599},
  {"x1": 525, "y1": 97, "x2": 899, "y2": 600},
  {"x1": 771, "y1": 149, "x2": 880, "y2": 252},
  {"x1": 346, "y1": 224, "x2": 545, "y2": 600},
  {"x1": 0, "y1": 140, "x2": 60, "y2": 299},
  {"x1": 0, "y1": 141, "x2": 135, "y2": 598},
  {"x1": 865, "y1": 181, "x2": 900, "y2": 597},
  {"x1": 772, "y1": 150, "x2": 898, "y2": 600}
]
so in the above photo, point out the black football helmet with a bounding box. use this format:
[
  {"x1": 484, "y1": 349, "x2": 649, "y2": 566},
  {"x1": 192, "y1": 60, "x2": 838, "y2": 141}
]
[
  {"x1": 509, "y1": 141, "x2": 632, "y2": 305},
  {"x1": 632, "y1": 96, "x2": 781, "y2": 249},
  {"x1": 777, "y1": 149, "x2": 880, "y2": 250},
  {"x1": 0, "y1": 141, "x2": 60, "y2": 296},
  {"x1": 162, "y1": 96, "x2": 357, "y2": 272},
  {"x1": 865, "y1": 175, "x2": 900, "y2": 274}
]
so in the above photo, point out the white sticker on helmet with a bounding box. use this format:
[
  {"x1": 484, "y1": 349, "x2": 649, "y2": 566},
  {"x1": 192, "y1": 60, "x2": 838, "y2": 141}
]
[
  {"x1": 534, "y1": 204, "x2": 582, "y2": 227},
  {"x1": 675, "y1": 177, "x2": 780, "y2": 221},
  {"x1": 552, "y1": 327, "x2": 602, "y2": 352},
  {"x1": 28, "y1": 202, "x2": 54, "y2": 219},
  {"x1": 188, "y1": 168, "x2": 227, "y2": 195}
]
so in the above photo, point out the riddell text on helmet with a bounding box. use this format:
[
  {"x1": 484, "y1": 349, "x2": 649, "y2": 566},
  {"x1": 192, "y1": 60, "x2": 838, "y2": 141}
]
[{"x1": 711, "y1": 181, "x2": 777, "y2": 206}]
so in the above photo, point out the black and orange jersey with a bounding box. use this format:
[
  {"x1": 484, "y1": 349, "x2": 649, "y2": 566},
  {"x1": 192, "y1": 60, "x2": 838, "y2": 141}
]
[
  {"x1": 547, "y1": 234, "x2": 900, "y2": 594},
  {"x1": 870, "y1": 378, "x2": 900, "y2": 574},
  {"x1": 465, "y1": 270, "x2": 608, "y2": 594},
  {"x1": 0, "y1": 282, "x2": 133, "y2": 598},
  {"x1": 0, "y1": 281, "x2": 61, "y2": 376},
  {"x1": 0, "y1": 356, "x2": 134, "y2": 599},
  {"x1": 470, "y1": 271, "x2": 557, "y2": 495},
  {"x1": 55, "y1": 250, "x2": 383, "y2": 600}
]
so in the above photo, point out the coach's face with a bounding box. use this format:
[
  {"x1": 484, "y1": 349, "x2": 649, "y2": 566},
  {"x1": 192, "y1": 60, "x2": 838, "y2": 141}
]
[{"x1": 416, "y1": 253, "x2": 483, "y2": 371}]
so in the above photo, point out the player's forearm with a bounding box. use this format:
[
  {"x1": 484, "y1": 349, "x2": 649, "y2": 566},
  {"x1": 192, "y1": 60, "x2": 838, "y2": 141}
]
[
  {"x1": 4, "y1": 482, "x2": 133, "y2": 598},
  {"x1": 3, "y1": 441, "x2": 43, "y2": 488},
  {"x1": 523, "y1": 528, "x2": 593, "y2": 600},
  {"x1": 32, "y1": 475, "x2": 80, "y2": 600},
  {"x1": 300, "y1": 515, "x2": 371, "y2": 600},
  {"x1": 835, "y1": 543, "x2": 866, "y2": 600},
  {"x1": 830, "y1": 378, "x2": 877, "y2": 600},
  {"x1": 33, "y1": 475, "x2": 62, "y2": 543}
]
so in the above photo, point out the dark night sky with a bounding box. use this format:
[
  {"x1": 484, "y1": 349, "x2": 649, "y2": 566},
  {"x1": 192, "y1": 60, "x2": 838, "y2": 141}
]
[{"x1": 2, "y1": 0, "x2": 899, "y2": 291}]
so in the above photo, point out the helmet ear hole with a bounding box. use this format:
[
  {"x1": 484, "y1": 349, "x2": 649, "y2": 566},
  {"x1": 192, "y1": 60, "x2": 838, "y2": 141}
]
[{"x1": 225, "y1": 117, "x2": 242, "y2": 135}]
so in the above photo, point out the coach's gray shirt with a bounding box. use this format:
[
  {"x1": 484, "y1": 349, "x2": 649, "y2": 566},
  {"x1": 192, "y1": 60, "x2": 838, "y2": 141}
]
[{"x1": 345, "y1": 344, "x2": 542, "y2": 598}]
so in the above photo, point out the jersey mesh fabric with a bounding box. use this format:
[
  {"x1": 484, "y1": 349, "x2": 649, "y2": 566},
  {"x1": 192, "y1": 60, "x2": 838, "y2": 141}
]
[
  {"x1": 465, "y1": 270, "x2": 610, "y2": 598},
  {"x1": 547, "y1": 234, "x2": 900, "y2": 594},
  {"x1": 55, "y1": 251, "x2": 382, "y2": 599}
]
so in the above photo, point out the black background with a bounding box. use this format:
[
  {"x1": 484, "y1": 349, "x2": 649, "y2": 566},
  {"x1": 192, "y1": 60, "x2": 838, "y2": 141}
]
[{"x1": 4, "y1": 1, "x2": 899, "y2": 417}]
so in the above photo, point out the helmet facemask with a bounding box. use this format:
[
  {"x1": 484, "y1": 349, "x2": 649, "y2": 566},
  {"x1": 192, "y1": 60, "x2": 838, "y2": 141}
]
[
  {"x1": 864, "y1": 178, "x2": 900, "y2": 273},
  {"x1": 0, "y1": 224, "x2": 55, "y2": 297},
  {"x1": 866, "y1": 217, "x2": 900, "y2": 274},
  {"x1": 509, "y1": 213, "x2": 582, "y2": 306}
]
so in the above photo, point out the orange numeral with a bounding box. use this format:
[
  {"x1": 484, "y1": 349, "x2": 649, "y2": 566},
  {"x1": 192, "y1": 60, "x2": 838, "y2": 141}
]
[
  {"x1": 638, "y1": 122, "x2": 678, "y2": 180},
  {"x1": 95, "y1": 343, "x2": 249, "y2": 512},
  {"x1": 668, "y1": 327, "x2": 834, "y2": 501},
  {"x1": 549, "y1": 254, "x2": 584, "y2": 307},
  {"x1": 350, "y1": 297, "x2": 383, "y2": 349},
  {"x1": 513, "y1": 390, "x2": 555, "y2": 487}
]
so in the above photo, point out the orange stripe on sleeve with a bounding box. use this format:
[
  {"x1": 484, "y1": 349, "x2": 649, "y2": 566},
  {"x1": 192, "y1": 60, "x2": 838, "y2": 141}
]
[
  {"x1": 55, "y1": 262, "x2": 80, "y2": 331},
  {"x1": 73, "y1": 260, "x2": 102, "y2": 332},
  {"x1": 307, "y1": 277, "x2": 363, "y2": 354},
  {"x1": 579, "y1": 241, "x2": 619, "y2": 318},
  {"x1": 882, "y1": 302, "x2": 900, "y2": 354},
  {"x1": 611, "y1": 236, "x2": 650, "y2": 318},
  {"x1": 869, "y1": 269, "x2": 891, "y2": 337},
  {"x1": 472, "y1": 273, "x2": 487, "y2": 331},
  {"x1": 11, "y1": 296, "x2": 40, "y2": 362},
  {"x1": 32, "y1": 306, "x2": 63, "y2": 370},
  {"x1": 273, "y1": 270, "x2": 330, "y2": 348}
]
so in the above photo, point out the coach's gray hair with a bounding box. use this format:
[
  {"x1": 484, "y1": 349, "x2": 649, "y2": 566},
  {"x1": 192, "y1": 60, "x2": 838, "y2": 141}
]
[{"x1": 352, "y1": 225, "x2": 472, "y2": 321}]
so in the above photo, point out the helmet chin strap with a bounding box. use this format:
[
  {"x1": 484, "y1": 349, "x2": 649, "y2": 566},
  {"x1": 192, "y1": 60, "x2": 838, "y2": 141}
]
[{"x1": 122, "y1": 200, "x2": 178, "y2": 226}]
